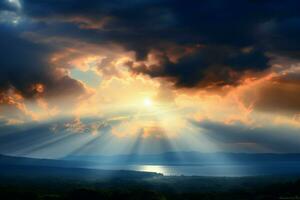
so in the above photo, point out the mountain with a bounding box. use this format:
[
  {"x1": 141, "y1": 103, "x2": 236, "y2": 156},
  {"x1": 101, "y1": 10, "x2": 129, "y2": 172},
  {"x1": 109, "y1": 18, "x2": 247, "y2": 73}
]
[
  {"x1": 2, "y1": 152, "x2": 300, "y2": 177},
  {"x1": 0, "y1": 154, "x2": 162, "y2": 180},
  {"x1": 64, "y1": 151, "x2": 300, "y2": 165}
]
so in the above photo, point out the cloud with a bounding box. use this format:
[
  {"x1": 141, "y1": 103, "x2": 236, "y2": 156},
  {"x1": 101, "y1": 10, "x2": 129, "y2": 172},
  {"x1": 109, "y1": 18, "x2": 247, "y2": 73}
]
[
  {"x1": 130, "y1": 46, "x2": 269, "y2": 88},
  {"x1": 254, "y1": 71, "x2": 300, "y2": 114},
  {"x1": 0, "y1": 88, "x2": 35, "y2": 122},
  {"x1": 0, "y1": 26, "x2": 89, "y2": 103},
  {"x1": 195, "y1": 119, "x2": 300, "y2": 153},
  {"x1": 13, "y1": 0, "x2": 300, "y2": 90},
  {"x1": 1, "y1": 0, "x2": 300, "y2": 122}
]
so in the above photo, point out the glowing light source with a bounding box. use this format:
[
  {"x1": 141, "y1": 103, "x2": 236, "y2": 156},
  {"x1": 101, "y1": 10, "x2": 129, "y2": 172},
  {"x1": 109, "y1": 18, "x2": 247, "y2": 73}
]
[
  {"x1": 137, "y1": 165, "x2": 169, "y2": 175},
  {"x1": 143, "y1": 98, "x2": 153, "y2": 107},
  {"x1": 7, "y1": 0, "x2": 22, "y2": 9}
]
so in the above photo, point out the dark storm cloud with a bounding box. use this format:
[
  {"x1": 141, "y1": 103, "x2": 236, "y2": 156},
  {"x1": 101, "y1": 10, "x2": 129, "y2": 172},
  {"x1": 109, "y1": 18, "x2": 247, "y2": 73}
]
[
  {"x1": 131, "y1": 46, "x2": 268, "y2": 87},
  {"x1": 1, "y1": 0, "x2": 300, "y2": 100},
  {"x1": 194, "y1": 120, "x2": 300, "y2": 153},
  {"x1": 255, "y1": 72, "x2": 300, "y2": 113},
  {"x1": 16, "y1": 0, "x2": 300, "y2": 89},
  {"x1": 0, "y1": 0, "x2": 18, "y2": 11},
  {"x1": 257, "y1": 18, "x2": 300, "y2": 58},
  {"x1": 0, "y1": 26, "x2": 87, "y2": 101}
]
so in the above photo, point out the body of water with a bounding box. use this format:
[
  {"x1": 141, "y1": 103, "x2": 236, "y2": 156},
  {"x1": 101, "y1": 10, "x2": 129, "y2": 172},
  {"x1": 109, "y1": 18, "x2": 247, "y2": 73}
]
[{"x1": 90, "y1": 161, "x2": 300, "y2": 177}]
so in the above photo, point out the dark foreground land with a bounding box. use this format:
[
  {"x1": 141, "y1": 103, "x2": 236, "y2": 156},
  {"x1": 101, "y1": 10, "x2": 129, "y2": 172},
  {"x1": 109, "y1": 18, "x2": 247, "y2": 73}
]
[
  {"x1": 1, "y1": 165, "x2": 300, "y2": 200},
  {"x1": 1, "y1": 154, "x2": 300, "y2": 200}
]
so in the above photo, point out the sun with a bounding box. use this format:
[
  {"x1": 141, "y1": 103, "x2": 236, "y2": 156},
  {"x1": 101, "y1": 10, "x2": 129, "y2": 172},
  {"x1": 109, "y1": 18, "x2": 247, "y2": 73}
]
[{"x1": 143, "y1": 98, "x2": 153, "y2": 107}]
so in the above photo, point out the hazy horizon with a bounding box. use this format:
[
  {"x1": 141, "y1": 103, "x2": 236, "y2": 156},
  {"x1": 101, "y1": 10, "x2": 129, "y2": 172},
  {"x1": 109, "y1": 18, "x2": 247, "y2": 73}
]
[{"x1": 1, "y1": 0, "x2": 300, "y2": 175}]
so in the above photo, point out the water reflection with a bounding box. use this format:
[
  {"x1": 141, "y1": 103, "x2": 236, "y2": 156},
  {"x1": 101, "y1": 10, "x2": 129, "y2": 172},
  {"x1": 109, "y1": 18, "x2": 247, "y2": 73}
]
[
  {"x1": 136, "y1": 165, "x2": 169, "y2": 175},
  {"x1": 92, "y1": 162, "x2": 300, "y2": 177}
]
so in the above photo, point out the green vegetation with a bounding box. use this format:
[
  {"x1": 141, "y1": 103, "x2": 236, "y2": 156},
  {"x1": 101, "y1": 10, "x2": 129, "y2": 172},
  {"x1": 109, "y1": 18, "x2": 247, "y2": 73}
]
[
  {"x1": 0, "y1": 156, "x2": 300, "y2": 200},
  {"x1": 1, "y1": 173, "x2": 300, "y2": 200}
]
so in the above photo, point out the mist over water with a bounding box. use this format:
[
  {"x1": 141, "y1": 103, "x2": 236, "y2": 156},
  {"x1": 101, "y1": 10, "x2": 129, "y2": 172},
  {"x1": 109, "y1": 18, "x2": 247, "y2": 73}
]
[{"x1": 88, "y1": 161, "x2": 300, "y2": 177}]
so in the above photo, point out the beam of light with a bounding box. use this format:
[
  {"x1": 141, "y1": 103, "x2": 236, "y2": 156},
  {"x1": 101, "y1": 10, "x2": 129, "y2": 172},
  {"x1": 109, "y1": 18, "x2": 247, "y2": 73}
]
[
  {"x1": 0, "y1": 115, "x2": 246, "y2": 176},
  {"x1": 143, "y1": 97, "x2": 153, "y2": 107},
  {"x1": 0, "y1": 80, "x2": 247, "y2": 176},
  {"x1": 65, "y1": 133, "x2": 106, "y2": 157},
  {"x1": 136, "y1": 165, "x2": 169, "y2": 175},
  {"x1": 7, "y1": 0, "x2": 22, "y2": 9},
  {"x1": 15, "y1": 131, "x2": 75, "y2": 156},
  {"x1": 0, "y1": 11, "x2": 21, "y2": 25}
]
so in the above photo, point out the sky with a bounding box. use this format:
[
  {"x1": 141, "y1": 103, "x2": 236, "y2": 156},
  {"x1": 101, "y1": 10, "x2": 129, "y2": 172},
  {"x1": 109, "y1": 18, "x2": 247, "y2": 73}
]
[{"x1": 0, "y1": 0, "x2": 300, "y2": 158}]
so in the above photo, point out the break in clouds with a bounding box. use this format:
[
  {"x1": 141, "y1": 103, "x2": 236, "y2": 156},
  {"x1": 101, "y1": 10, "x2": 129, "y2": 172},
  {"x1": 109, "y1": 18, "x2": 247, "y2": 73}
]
[{"x1": 1, "y1": 0, "x2": 300, "y2": 155}]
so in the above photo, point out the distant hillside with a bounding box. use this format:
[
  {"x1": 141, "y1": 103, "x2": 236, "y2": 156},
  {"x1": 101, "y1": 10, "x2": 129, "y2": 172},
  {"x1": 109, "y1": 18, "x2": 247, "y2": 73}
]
[
  {"x1": 64, "y1": 152, "x2": 300, "y2": 165},
  {"x1": 0, "y1": 154, "x2": 162, "y2": 180},
  {"x1": 0, "y1": 154, "x2": 91, "y2": 168},
  {"x1": 2, "y1": 153, "x2": 300, "y2": 177}
]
